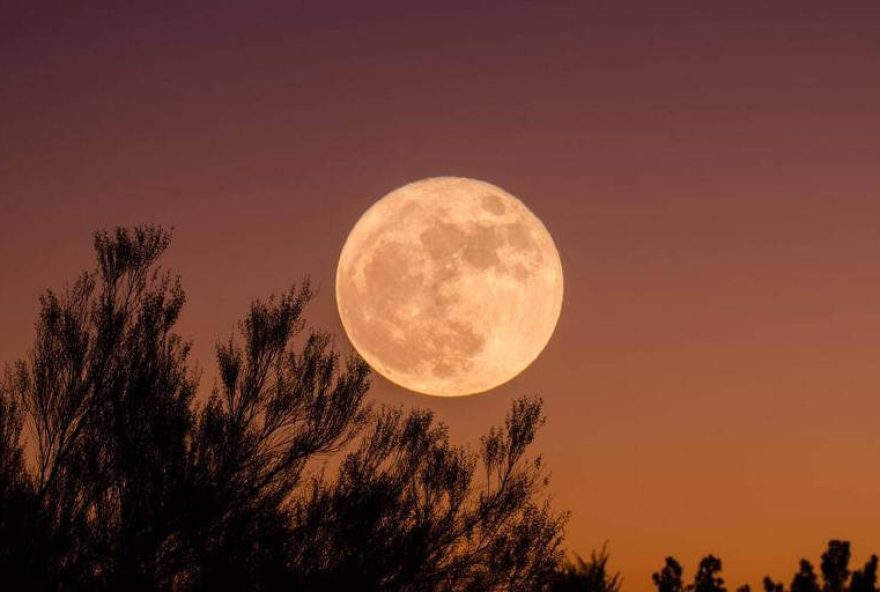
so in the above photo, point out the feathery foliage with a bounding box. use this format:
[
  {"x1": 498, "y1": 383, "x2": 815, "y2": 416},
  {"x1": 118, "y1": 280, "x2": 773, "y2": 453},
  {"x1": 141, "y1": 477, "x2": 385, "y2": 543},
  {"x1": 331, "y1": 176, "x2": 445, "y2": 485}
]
[{"x1": 0, "y1": 226, "x2": 566, "y2": 590}]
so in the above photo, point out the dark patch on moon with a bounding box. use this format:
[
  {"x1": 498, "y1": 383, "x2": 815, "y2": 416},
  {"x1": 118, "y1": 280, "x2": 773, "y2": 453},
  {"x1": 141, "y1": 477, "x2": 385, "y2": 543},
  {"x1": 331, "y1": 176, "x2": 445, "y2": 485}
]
[
  {"x1": 482, "y1": 193, "x2": 507, "y2": 215},
  {"x1": 363, "y1": 241, "x2": 424, "y2": 309},
  {"x1": 460, "y1": 224, "x2": 504, "y2": 269},
  {"x1": 502, "y1": 220, "x2": 533, "y2": 251},
  {"x1": 337, "y1": 178, "x2": 562, "y2": 396},
  {"x1": 426, "y1": 320, "x2": 484, "y2": 378},
  {"x1": 348, "y1": 232, "x2": 489, "y2": 384},
  {"x1": 420, "y1": 222, "x2": 466, "y2": 260}
]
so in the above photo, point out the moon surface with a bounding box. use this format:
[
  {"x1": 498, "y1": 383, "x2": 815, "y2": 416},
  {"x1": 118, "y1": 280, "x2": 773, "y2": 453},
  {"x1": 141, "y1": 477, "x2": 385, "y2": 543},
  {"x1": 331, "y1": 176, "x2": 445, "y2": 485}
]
[{"x1": 336, "y1": 177, "x2": 563, "y2": 397}]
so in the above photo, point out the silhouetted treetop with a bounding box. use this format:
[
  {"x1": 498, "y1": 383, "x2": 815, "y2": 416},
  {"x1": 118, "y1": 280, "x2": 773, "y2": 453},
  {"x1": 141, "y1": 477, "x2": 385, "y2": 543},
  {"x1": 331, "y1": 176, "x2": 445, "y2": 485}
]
[
  {"x1": 551, "y1": 544, "x2": 622, "y2": 592},
  {"x1": 6, "y1": 227, "x2": 876, "y2": 591},
  {"x1": 657, "y1": 541, "x2": 879, "y2": 592},
  {"x1": 0, "y1": 226, "x2": 567, "y2": 590},
  {"x1": 693, "y1": 556, "x2": 726, "y2": 592},
  {"x1": 823, "y1": 541, "x2": 853, "y2": 592},
  {"x1": 651, "y1": 554, "x2": 725, "y2": 592},
  {"x1": 850, "y1": 556, "x2": 878, "y2": 592},
  {"x1": 792, "y1": 560, "x2": 821, "y2": 592},
  {"x1": 654, "y1": 557, "x2": 686, "y2": 592},
  {"x1": 765, "y1": 577, "x2": 786, "y2": 592}
]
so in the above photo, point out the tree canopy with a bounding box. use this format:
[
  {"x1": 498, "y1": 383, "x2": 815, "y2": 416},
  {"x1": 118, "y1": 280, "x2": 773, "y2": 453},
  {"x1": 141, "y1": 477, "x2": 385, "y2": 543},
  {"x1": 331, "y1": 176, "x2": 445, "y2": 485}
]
[
  {"x1": 3, "y1": 227, "x2": 877, "y2": 592},
  {"x1": 0, "y1": 226, "x2": 566, "y2": 590},
  {"x1": 653, "y1": 542, "x2": 878, "y2": 592}
]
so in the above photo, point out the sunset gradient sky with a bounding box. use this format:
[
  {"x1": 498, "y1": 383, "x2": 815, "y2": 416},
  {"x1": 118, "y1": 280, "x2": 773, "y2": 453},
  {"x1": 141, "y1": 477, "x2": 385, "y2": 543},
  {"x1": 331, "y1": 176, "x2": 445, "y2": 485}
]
[{"x1": 2, "y1": 2, "x2": 880, "y2": 588}]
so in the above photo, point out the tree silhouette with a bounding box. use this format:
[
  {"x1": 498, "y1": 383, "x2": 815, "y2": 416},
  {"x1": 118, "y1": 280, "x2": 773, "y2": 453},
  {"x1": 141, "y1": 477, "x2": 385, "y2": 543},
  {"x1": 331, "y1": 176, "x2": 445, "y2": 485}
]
[
  {"x1": 656, "y1": 541, "x2": 879, "y2": 592},
  {"x1": 0, "y1": 226, "x2": 566, "y2": 590},
  {"x1": 5, "y1": 227, "x2": 879, "y2": 591},
  {"x1": 850, "y1": 556, "x2": 878, "y2": 592},
  {"x1": 551, "y1": 544, "x2": 622, "y2": 592},
  {"x1": 791, "y1": 560, "x2": 821, "y2": 592},
  {"x1": 652, "y1": 555, "x2": 726, "y2": 592},
  {"x1": 692, "y1": 556, "x2": 727, "y2": 592},
  {"x1": 0, "y1": 367, "x2": 41, "y2": 582},
  {"x1": 653, "y1": 557, "x2": 686, "y2": 592},
  {"x1": 184, "y1": 281, "x2": 372, "y2": 589},
  {"x1": 822, "y1": 541, "x2": 852, "y2": 592},
  {"x1": 1, "y1": 227, "x2": 204, "y2": 587},
  {"x1": 288, "y1": 396, "x2": 566, "y2": 591}
]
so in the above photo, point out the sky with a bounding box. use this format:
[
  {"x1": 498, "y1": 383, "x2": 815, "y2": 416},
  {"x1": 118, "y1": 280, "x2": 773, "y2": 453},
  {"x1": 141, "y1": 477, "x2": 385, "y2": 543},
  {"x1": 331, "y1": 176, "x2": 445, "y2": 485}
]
[{"x1": 2, "y1": 1, "x2": 880, "y2": 588}]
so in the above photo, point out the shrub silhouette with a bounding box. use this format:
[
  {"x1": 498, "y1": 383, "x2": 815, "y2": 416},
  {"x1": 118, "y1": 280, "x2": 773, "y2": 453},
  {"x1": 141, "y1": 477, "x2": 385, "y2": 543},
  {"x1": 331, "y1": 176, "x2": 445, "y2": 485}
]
[
  {"x1": 653, "y1": 557, "x2": 686, "y2": 592},
  {"x1": 791, "y1": 560, "x2": 822, "y2": 592},
  {"x1": 652, "y1": 555, "x2": 726, "y2": 592},
  {"x1": 655, "y1": 541, "x2": 878, "y2": 592},
  {"x1": 692, "y1": 556, "x2": 726, "y2": 592},
  {"x1": 0, "y1": 226, "x2": 566, "y2": 590},
  {"x1": 850, "y1": 557, "x2": 878, "y2": 592},
  {"x1": 4, "y1": 227, "x2": 877, "y2": 591},
  {"x1": 550, "y1": 544, "x2": 622, "y2": 592}
]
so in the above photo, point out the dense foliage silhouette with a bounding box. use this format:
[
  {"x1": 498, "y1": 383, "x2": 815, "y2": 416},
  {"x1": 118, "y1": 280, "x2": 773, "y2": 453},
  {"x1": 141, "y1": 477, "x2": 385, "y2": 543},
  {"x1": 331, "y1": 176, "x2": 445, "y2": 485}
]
[
  {"x1": 653, "y1": 541, "x2": 878, "y2": 592},
  {"x1": 2, "y1": 228, "x2": 877, "y2": 592},
  {"x1": 0, "y1": 227, "x2": 567, "y2": 590},
  {"x1": 551, "y1": 544, "x2": 622, "y2": 592},
  {"x1": 653, "y1": 557, "x2": 686, "y2": 592}
]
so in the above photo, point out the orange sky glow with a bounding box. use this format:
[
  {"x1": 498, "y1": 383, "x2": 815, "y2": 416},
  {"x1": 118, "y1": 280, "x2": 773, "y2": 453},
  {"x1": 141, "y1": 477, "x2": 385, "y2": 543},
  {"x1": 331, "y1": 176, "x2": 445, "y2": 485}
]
[{"x1": 2, "y1": 2, "x2": 879, "y2": 589}]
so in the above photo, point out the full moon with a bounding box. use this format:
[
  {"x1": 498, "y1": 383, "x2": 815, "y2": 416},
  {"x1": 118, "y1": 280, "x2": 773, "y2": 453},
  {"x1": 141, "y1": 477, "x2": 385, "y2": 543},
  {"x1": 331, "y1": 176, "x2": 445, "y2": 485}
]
[{"x1": 336, "y1": 177, "x2": 563, "y2": 397}]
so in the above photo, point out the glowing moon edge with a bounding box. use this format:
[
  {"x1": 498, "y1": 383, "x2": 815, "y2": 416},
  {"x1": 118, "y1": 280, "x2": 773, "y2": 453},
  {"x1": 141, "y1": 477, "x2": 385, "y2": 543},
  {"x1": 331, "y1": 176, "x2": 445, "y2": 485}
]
[{"x1": 335, "y1": 176, "x2": 563, "y2": 397}]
